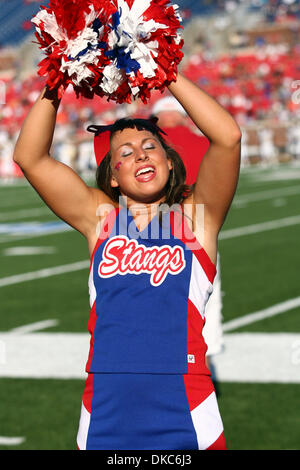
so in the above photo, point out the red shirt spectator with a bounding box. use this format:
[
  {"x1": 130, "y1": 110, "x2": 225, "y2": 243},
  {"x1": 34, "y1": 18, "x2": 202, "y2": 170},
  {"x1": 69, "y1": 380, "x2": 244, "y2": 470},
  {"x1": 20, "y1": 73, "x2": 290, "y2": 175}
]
[{"x1": 152, "y1": 96, "x2": 210, "y2": 185}]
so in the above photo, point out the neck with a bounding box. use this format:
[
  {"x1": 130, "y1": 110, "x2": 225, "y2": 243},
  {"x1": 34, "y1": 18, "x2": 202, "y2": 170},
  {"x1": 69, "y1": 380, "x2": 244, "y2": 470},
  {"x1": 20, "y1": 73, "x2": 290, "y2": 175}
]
[
  {"x1": 121, "y1": 194, "x2": 166, "y2": 214},
  {"x1": 120, "y1": 196, "x2": 166, "y2": 231}
]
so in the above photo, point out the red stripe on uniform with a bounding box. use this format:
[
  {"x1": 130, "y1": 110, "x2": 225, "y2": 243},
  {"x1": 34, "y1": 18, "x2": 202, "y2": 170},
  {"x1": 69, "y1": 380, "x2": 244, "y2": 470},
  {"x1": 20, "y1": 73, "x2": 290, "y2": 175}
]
[
  {"x1": 85, "y1": 301, "x2": 97, "y2": 373},
  {"x1": 170, "y1": 210, "x2": 216, "y2": 284},
  {"x1": 183, "y1": 374, "x2": 215, "y2": 413},
  {"x1": 186, "y1": 299, "x2": 210, "y2": 375},
  {"x1": 82, "y1": 374, "x2": 94, "y2": 414},
  {"x1": 206, "y1": 431, "x2": 227, "y2": 450},
  {"x1": 195, "y1": 248, "x2": 217, "y2": 285}
]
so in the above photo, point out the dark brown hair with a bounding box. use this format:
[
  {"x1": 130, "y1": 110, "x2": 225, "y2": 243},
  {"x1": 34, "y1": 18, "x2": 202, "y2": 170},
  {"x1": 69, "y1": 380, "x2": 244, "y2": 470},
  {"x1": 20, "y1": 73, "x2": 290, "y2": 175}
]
[{"x1": 95, "y1": 118, "x2": 192, "y2": 207}]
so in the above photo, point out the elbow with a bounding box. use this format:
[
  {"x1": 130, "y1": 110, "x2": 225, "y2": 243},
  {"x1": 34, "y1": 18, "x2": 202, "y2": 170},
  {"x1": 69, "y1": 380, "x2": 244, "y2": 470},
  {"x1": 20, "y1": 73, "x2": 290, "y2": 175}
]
[
  {"x1": 12, "y1": 139, "x2": 22, "y2": 165},
  {"x1": 13, "y1": 152, "x2": 19, "y2": 165},
  {"x1": 12, "y1": 149, "x2": 20, "y2": 166},
  {"x1": 13, "y1": 153, "x2": 24, "y2": 170},
  {"x1": 224, "y1": 126, "x2": 242, "y2": 149}
]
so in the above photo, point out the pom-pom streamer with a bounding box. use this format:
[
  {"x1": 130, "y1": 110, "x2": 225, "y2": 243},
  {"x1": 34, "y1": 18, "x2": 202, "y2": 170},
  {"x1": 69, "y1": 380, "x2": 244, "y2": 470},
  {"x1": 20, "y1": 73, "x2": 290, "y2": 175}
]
[{"x1": 32, "y1": 0, "x2": 184, "y2": 103}]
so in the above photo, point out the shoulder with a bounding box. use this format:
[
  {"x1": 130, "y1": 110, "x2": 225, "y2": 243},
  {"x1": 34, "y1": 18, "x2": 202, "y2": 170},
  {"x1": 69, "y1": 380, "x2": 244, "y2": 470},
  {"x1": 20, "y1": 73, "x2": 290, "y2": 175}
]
[
  {"x1": 85, "y1": 187, "x2": 118, "y2": 254},
  {"x1": 89, "y1": 186, "x2": 118, "y2": 210}
]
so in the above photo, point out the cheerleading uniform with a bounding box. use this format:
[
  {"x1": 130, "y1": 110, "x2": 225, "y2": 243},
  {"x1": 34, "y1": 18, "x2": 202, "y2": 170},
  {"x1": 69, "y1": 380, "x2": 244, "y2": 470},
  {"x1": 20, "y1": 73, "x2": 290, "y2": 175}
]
[{"x1": 76, "y1": 207, "x2": 226, "y2": 450}]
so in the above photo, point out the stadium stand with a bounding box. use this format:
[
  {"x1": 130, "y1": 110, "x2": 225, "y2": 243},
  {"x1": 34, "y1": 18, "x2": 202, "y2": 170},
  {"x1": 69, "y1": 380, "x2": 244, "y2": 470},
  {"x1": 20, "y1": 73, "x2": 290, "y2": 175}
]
[
  {"x1": 0, "y1": 0, "x2": 300, "y2": 178},
  {"x1": 0, "y1": 1, "x2": 299, "y2": 47},
  {"x1": 0, "y1": 0, "x2": 46, "y2": 47}
]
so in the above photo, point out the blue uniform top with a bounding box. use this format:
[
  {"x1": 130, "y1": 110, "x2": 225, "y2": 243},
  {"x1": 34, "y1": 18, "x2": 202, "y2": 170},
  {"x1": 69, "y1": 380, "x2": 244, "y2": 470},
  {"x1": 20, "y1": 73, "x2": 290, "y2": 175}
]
[{"x1": 86, "y1": 206, "x2": 216, "y2": 375}]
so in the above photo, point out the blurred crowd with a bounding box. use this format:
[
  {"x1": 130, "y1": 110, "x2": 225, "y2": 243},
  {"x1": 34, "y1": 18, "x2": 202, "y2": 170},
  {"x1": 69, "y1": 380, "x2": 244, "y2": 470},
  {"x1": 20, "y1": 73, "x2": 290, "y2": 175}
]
[
  {"x1": 0, "y1": 0, "x2": 300, "y2": 179},
  {"x1": 217, "y1": 0, "x2": 300, "y2": 21}
]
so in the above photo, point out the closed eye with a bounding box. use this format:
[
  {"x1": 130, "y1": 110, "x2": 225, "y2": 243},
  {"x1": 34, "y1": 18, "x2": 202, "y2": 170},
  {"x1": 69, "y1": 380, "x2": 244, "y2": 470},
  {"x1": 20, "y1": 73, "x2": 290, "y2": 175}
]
[
  {"x1": 120, "y1": 147, "x2": 133, "y2": 157},
  {"x1": 143, "y1": 143, "x2": 156, "y2": 150}
]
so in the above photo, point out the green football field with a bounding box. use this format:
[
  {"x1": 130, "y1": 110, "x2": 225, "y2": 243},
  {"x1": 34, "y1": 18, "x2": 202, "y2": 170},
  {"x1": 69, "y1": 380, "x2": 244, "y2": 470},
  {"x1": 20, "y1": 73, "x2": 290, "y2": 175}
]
[{"x1": 0, "y1": 162, "x2": 299, "y2": 450}]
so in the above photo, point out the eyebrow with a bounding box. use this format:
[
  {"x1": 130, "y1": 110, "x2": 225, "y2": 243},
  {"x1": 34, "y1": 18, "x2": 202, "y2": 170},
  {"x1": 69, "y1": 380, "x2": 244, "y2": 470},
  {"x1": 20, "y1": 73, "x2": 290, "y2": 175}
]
[{"x1": 115, "y1": 137, "x2": 159, "y2": 152}]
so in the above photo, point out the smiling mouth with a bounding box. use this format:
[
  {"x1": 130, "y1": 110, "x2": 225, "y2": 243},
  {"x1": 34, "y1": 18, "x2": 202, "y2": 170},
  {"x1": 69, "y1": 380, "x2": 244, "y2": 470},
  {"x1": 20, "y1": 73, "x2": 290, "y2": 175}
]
[{"x1": 135, "y1": 166, "x2": 156, "y2": 182}]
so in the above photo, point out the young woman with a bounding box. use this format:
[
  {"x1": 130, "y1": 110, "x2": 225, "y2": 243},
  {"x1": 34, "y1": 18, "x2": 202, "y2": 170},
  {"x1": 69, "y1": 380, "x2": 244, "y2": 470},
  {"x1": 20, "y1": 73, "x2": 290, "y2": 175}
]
[{"x1": 13, "y1": 73, "x2": 241, "y2": 450}]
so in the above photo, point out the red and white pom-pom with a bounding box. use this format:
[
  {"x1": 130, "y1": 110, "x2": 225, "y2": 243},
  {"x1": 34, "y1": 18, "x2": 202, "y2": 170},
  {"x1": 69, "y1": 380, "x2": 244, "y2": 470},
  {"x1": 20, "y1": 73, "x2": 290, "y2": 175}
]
[
  {"x1": 32, "y1": 0, "x2": 115, "y2": 99},
  {"x1": 32, "y1": 0, "x2": 184, "y2": 103}
]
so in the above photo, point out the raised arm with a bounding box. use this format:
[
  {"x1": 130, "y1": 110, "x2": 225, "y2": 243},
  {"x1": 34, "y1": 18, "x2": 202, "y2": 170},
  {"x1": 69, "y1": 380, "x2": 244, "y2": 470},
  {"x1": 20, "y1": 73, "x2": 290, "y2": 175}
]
[
  {"x1": 168, "y1": 73, "x2": 241, "y2": 236},
  {"x1": 13, "y1": 87, "x2": 107, "y2": 243}
]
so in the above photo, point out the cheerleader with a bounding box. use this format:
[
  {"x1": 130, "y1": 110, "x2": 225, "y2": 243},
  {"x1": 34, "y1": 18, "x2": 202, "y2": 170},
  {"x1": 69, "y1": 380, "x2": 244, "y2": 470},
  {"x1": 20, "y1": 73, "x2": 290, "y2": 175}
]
[{"x1": 14, "y1": 1, "x2": 241, "y2": 450}]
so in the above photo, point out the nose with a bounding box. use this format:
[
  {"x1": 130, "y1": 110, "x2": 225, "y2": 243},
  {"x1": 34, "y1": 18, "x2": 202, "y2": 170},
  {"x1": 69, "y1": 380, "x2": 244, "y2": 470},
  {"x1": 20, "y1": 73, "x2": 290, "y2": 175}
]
[{"x1": 135, "y1": 148, "x2": 149, "y2": 162}]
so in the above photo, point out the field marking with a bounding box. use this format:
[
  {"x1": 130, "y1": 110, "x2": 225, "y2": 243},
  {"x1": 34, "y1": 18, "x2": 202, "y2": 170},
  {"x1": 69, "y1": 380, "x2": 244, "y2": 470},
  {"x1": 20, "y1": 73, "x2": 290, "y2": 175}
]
[
  {"x1": 3, "y1": 246, "x2": 57, "y2": 256},
  {"x1": 219, "y1": 214, "x2": 300, "y2": 240},
  {"x1": 0, "y1": 198, "x2": 39, "y2": 209},
  {"x1": 0, "y1": 332, "x2": 299, "y2": 383},
  {"x1": 0, "y1": 261, "x2": 90, "y2": 287},
  {"x1": 0, "y1": 208, "x2": 50, "y2": 222},
  {"x1": 0, "y1": 211, "x2": 299, "y2": 247},
  {"x1": 233, "y1": 184, "x2": 300, "y2": 206},
  {"x1": 1, "y1": 186, "x2": 299, "y2": 221},
  {"x1": 0, "y1": 437, "x2": 25, "y2": 446},
  {"x1": 223, "y1": 296, "x2": 300, "y2": 332},
  {"x1": 212, "y1": 332, "x2": 300, "y2": 384},
  {"x1": 0, "y1": 213, "x2": 300, "y2": 287},
  {"x1": 9, "y1": 320, "x2": 59, "y2": 335},
  {"x1": 0, "y1": 223, "x2": 73, "y2": 244}
]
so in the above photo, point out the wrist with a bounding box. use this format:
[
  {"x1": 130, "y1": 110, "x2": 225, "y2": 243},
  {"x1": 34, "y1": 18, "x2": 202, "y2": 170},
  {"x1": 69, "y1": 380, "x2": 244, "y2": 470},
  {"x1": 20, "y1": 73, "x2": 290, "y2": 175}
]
[{"x1": 42, "y1": 86, "x2": 61, "y2": 109}]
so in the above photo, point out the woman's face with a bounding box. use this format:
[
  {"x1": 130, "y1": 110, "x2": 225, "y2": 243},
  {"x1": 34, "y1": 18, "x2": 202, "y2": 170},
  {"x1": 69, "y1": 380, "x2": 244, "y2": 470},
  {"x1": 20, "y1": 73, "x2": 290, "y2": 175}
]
[{"x1": 109, "y1": 127, "x2": 172, "y2": 204}]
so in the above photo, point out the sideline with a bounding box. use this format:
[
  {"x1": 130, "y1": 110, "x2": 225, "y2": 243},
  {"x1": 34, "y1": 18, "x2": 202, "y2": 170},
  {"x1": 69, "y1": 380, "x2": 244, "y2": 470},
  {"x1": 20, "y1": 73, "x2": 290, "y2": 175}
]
[{"x1": 0, "y1": 331, "x2": 299, "y2": 383}]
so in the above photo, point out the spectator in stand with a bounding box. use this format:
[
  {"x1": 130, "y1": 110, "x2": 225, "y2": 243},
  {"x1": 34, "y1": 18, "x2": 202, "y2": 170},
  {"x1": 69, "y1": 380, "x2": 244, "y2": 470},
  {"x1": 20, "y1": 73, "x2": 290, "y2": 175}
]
[
  {"x1": 287, "y1": 124, "x2": 300, "y2": 160},
  {"x1": 151, "y1": 96, "x2": 210, "y2": 185},
  {"x1": 258, "y1": 127, "x2": 278, "y2": 166},
  {"x1": 152, "y1": 96, "x2": 224, "y2": 374}
]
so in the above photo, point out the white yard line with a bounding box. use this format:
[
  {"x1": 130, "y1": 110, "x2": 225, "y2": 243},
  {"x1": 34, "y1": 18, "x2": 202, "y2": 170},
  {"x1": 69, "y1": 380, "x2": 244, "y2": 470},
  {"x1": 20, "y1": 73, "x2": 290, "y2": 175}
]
[
  {"x1": 0, "y1": 214, "x2": 299, "y2": 287},
  {"x1": 0, "y1": 437, "x2": 25, "y2": 446},
  {"x1": 0, "y1": 224, "x2": 73, "y2": 244},
  {"x1": 223, "y1": 296, "x2": 300, "y2": 332},
  {"x1": 219, "y1": 214, "x2": 300, "y2": 240},
  {"x1": 3, "y1": 246, "x2": 57, "y2": 256},
  {"x1": 0, "y1": 208, "x2": 50, "y2": 222},
  {"x1": 0, "y1": 261, "x2": 90, "y2": 287},
  {"x1": 0, "y1": 198, "x2": 39, "y2": 209},
  {"x1": 9, "y1": 320, "x2": 59, "y2": 335},
  {"x1": 233, "y1": 184, "x2": 300, "y2": 206}
]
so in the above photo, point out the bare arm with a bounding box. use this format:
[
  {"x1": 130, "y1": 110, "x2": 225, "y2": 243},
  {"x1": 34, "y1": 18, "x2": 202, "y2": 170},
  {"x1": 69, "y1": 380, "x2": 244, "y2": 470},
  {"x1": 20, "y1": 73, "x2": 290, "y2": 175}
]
[
  {"x1": 168, "y1": 73, "x2": 241, "y2": 236},
  {"x1": 13, "y1": 87, "x2": 107, "y2": 240}
]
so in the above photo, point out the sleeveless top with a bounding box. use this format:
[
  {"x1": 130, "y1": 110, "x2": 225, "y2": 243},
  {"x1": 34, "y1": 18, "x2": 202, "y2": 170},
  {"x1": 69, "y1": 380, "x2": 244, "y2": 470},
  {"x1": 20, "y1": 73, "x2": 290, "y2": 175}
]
[{"x1": 85, "y1": 206, "x2": 216, "y2": 375}]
